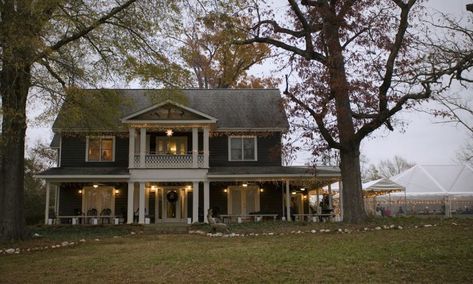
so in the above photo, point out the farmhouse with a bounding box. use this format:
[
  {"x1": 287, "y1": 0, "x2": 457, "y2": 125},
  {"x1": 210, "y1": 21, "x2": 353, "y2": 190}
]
[{"x1": 38, "y1": 89, "x2": 341, "y2": 225}]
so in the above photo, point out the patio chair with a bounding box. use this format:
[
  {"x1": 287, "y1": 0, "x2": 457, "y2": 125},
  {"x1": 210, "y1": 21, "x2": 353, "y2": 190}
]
[
  {"x1": 87, "y1": 208, "x2": 98, "y2": 224},
  {"x1": 100, "y1": 208, "x2": 112, "y2": 224}
]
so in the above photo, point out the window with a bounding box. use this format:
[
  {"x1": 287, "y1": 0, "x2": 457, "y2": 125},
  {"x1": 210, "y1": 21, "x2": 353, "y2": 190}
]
[
  {"x1": 228, "y1": 136, "x2": 257, "y2": 161},
  {"x1": 227, "y1": 185, "x2": 260, "y2": 215},
  {"x1": 156, "y1": 137, "x2": 187, "y2": 155},
  {"x1": 86, "y1": 136, "x2": 115, "y2": 162}
]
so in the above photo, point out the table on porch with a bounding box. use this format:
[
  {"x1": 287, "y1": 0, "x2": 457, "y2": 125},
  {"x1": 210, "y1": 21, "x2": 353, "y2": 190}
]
[{"x1": 220, "y1": 214, "x2": 278, "y2": 223}]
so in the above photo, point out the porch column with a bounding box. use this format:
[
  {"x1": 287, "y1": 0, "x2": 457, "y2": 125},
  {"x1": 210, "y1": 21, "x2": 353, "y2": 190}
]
[
  {"x1": 203, "y1": 127, "x2": 209, "y2": 168},
  {"x1": 54, "y1": 185, "x2": 60, "y2": 214},
  {"x1": 192, "y1": 181, "x2": 199, "y2": 223},
  {"x1": 127, "y1": 182, "x2": 134, "y2": 224},
  {"x1": 139, "y1": 128, "x2": 146, "y2": 168},
  {"x1": 286, "y1": 180, "x2": 291, "y2": 222},
  {"x1": 203, "y1": 181, "x2": 210, "y2": 223},
  {"x1": 129, "y1": 128, "x2": 135, "y2": 168},
  {"x1": 139, "y1": 182, "x2": 145, "y2": 224},
  {"x1": 192, "y1": 127, "x2": 198, "y2": 168},
  {"x1": 328, "y1": 183, "x2": 333, "y2": 209},
  {"x1": 339, "y1": 181, "x2": 344, "y2": 221},
  {"x1": 44, "y1": 182, "x2": 50, "y2": 225}
]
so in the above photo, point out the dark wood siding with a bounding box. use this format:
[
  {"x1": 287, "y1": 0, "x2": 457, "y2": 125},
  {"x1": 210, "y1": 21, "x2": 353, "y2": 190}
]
[
  {"x1": 209, "y1": 133, "x2": 282, "y2": 167},
  {"x1": 259, "y1": 182, "x2": 283, "y2": 217},
  {"x1": 114, "y1": 184, "x2": 128, "y2": 222},
  {"x1": 209, "y1": 182, "x2": 228, "y2": 215},
  {"x1": 58, "y1": 184, "x2": 83, "y2": 216},
  {"x1": 60, "y1": 135, "x2": 128, "y2": 167}
]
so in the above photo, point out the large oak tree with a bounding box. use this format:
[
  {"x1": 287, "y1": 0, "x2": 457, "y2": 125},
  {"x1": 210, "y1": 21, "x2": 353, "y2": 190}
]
[
  {"x1": 0, "y1": 0, "x2": 178, "y2": 240},
  {"x1": 238, "y1": 0, "x2": 446, "y2": 223}
]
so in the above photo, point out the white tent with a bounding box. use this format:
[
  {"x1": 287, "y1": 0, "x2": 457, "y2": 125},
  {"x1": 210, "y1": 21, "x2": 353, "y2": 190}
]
[
  {"x1": 387, "y1": 164, "x2": 473, "y2": 197},
  {"x1": 362, "y1": 178, "x2": 405, "y2": 194}
]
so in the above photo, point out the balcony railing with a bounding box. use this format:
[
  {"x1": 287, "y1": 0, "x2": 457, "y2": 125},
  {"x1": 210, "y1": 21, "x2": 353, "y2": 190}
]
[{"x1": 133, "y1": 154, "x2": 205, "y2": 168}]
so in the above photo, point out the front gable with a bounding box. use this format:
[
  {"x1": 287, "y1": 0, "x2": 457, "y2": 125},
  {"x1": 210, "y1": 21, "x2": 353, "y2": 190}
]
[{"x1": 122, "y1": 100, "x2": 217, "y2": 124}]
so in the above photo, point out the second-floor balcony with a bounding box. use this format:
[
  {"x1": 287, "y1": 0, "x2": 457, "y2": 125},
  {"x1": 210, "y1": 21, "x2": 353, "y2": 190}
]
[
  {"x1": 128, "y1": 126, "x2": 210, "y2": 169},
  {"x1": 133, "y1": 153, "x2": 205, "y2": 168}
]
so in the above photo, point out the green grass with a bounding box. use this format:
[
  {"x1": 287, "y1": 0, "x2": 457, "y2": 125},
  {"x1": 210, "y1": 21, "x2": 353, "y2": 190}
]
[{"x1": 1, "y1": 218, "x2": 472, "y2": 283}]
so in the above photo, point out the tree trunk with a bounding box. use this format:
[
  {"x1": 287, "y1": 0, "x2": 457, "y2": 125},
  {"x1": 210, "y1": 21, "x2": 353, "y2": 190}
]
[
  {"x1": 339, "y1": 144, "x2": 367, "y2": 223},
  {"x1": 0, "y1": 62, "x2": 31, "y2": 241}
]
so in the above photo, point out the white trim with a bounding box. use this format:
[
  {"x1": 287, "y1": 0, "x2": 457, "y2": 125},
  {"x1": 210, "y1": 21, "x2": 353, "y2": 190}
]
[
  {"x1": 85, "y1": 136, "x2": 116, "y2": 162},
  {"x1": 39, "y1": 175, "x2": 130, "y2": 179},
  {"x1": 121, "y1": 100, "x2": 218, "y2": 123},
  {"x1": 228, "y1": 136, "x2": 258, "y2": 162},
  {"x1": 124, "y1": 120, "x2": 216, "y2": 125},
  {"x1": 207, "y1": 174, "x2": 338, "y2": 178},
  {"x1": 216, "y1": 127, "x2": 287, "y2": 132}
]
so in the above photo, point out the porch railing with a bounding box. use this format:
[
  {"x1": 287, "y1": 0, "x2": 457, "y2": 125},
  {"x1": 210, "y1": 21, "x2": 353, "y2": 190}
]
[{"x1": 133, "y1": 154, "x2": 205, "y2": 168}]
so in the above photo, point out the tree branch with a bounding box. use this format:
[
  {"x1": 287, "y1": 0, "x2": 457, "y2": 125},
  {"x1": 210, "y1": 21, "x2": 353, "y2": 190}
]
[
  {"x1": 35, "y1": 0, "x2": 137, "y2": 62},
  {"x1": 378, "y1": 0, "x2": 417, "y2": 112}
]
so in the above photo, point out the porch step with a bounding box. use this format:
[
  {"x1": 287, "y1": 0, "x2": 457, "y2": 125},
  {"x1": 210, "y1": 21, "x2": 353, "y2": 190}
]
[{"x1": 143, "y1": 223, "x2": 190, "y2": 234}]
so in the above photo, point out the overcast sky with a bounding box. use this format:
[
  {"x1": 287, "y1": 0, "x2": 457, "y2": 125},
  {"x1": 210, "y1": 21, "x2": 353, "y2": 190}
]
[{"x1": 26, "y1": 0, "x2": 472, "y2": 167}]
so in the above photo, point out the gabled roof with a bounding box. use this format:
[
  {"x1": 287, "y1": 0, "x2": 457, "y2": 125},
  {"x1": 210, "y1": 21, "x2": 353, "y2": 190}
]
[
  {"x1": 53, "y1": 89, "x2": 289, "y2": 132},
  {"x1": 122, "y1": 100, "x2": 218, "y2": 124}
]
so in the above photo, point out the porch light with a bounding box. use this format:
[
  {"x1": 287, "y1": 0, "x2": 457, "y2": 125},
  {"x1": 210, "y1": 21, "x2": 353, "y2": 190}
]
[
  {"x1": 115, "y1": 189, "x2": 120, "y2": 194},
  {"x1": 93, "y1": 184, "x2": 99, "y2": 188},
  {"x1": 78, "y1": 190, "x2": 82, "y2": 194},
  {"x1": 301, "y1": 188, "x2": 306, "y2": 191},
  {"x1": 242, "y1": 183, "x2": 248, "y2": 187},
  {"x1": 150, "y1": 185, "x2": 157, "y2": 192},
  {"x1": 260, "y1": 188, "x2": 264, "y2": 193},
  {"x1": 291, "y1": 191, "x2": 296, "y2": 195},
  {"x1": 224, "y1": 188, "x2": 228, "y2": 193},
  {"x1": 166, "y1": 129, "x2": 173, "y2": 136}
]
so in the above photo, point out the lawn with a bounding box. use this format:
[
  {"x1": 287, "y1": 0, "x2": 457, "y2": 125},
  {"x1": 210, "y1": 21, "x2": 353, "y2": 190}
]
[{"x1": 1, "y1": 218, "x2": 472, "y2": 283}]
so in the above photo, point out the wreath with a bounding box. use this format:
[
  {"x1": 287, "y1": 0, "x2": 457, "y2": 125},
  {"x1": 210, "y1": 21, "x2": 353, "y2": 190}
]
[{"x1": 166, "y1": 190, "x2": 178, "y2": 203}]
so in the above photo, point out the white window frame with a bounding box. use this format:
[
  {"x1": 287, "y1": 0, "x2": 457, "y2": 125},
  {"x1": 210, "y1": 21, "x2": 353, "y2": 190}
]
[
  {"x1": 85, "y1": 136, "x2": 116, "y2": 162},
  {"x1": 228, "y1": 136, "x2": 258, "y2": 162}
]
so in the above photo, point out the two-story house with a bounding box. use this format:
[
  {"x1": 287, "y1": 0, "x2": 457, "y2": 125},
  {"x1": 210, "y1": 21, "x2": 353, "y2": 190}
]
[{"x1": 39, "y1": 89, "x2": 340, "y2": 225}]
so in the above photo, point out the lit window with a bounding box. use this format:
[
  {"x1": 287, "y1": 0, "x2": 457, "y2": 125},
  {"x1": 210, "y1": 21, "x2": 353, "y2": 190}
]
[
  {"x1": 87, "y1": 137, "x2": 114, "y2": 162},
  {"x1": 229, "y1": 137, "x2": 257, "y2": 161},
  {"x1": 156, "y1": 137, "x2": 187, "y2": 155}
]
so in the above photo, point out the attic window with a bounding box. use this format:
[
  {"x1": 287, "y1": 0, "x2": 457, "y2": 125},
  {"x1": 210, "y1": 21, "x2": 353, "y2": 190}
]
[
  {"x1": 228, "y1": 136, "x2": 257, "y2": 161},
  {"x1": 86, "y1": 136, "x2": 115, "y2": 162}
]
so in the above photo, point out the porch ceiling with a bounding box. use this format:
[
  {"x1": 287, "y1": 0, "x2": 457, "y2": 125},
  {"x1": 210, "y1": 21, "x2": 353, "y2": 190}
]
[
  {"x1": 37, "y1": 167, "x2": 130, "y2": 182},
  {"x1": 207, "y1": 166, "x2": 340, "y2": 181}
]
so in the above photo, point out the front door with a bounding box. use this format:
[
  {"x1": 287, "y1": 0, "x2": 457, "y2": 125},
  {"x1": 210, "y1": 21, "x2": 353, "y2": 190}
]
[{"x1": 163, "y1": 188, "x2": 181, "y2": 221}]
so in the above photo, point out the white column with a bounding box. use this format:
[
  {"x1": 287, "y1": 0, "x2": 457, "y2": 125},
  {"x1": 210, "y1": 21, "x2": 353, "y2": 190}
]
[
  {"x1": 286, "y1": 180, "x2": 291, "y2": 222},
  {"x1": 44, "y1": 182, "x2": 51, "y2": 225},
  {"x1": 328, "y1": 183, "x2": 333, "y2": 209},
  {"x1": 140, "y1": 128, "x2": 146, "y2": 168},
  {"x1": 139, "y1": 182, "x2": 145, "y2": 224},
  {"x1": 203, "y1": 127, "x2": 209, "y2": 168},
  {"x1": 203, "y1": 181, "x2": 210, "y2": 223},
  {"x1": 154, "y1": 189, "x2": 159, "y2": 224},
  {"x1": 192, "y1": 181, "x2": 199, "y2": 223},
  {"x1": 129, "y1": 128, "x2": 135, "y2": 168},
  {"x1": 339, "y1": 181, "x2": 344, "y2": 221},
  {"x1": 127, "y1": 182, "x2": 134, "y2": 224},
  {"x1": 54, "y1": 185, "x2": 60, "y2": 214},
  {"x1": 192, "y1": 127, "x2": 198, "y2": 168}
]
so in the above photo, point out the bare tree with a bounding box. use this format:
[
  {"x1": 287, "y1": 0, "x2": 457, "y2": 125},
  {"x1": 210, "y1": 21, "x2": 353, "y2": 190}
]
[{"x1": 237, "y1": 0, "x2": 446, "y2": 223}]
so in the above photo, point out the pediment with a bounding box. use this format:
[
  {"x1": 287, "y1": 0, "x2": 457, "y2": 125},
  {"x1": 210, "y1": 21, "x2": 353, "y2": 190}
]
[{"x1": 122, "y1": 100, "x2": 217, "y2": 123}]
